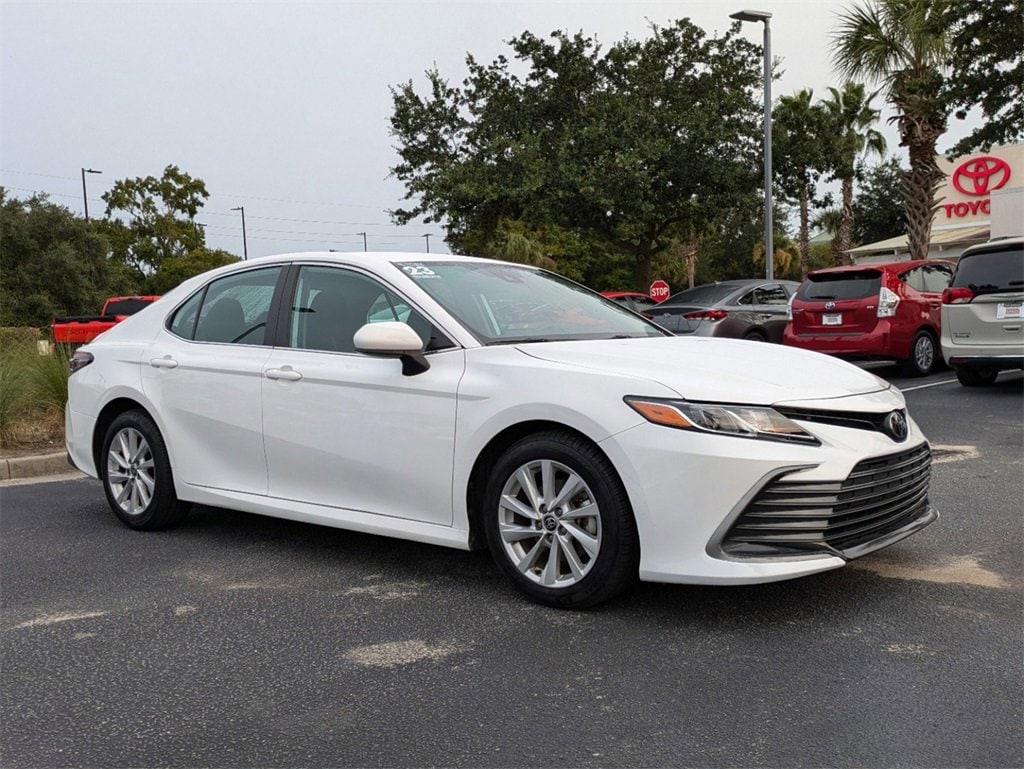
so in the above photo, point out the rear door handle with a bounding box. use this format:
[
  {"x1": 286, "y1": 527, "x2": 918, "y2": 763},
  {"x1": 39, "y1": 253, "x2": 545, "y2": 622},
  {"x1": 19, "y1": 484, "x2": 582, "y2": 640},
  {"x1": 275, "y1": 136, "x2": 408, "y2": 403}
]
[
  {"x1": 149, "y1": 356, "x2": 178, "y2": 369},
  {"x1": 265, "y1": 366, "x2": 302, "y2": 381}
]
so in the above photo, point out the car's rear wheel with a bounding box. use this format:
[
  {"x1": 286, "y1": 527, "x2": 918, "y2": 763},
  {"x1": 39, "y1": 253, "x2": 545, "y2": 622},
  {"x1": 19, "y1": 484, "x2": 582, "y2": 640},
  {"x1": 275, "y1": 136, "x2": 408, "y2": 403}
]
[
  {"x1": 483, "y1": 431, "x2": 639, "y2": 608},
  {"x1": 101, "y1": 411, "x2": 190, "y2": 530},
  {"x1": 743, "y1": 330, "x2": 767, "y2": 343},
  {"x1": 902, "y1": 330, "x2": 937, "y2": 376},
  {"x1": 955, "y1": 366, "x2": 998, "y2": 387}
]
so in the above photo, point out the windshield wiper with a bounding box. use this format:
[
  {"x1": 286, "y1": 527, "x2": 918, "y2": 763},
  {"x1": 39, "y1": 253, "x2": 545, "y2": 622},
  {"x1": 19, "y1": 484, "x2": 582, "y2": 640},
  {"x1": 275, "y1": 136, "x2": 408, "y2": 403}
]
[{"x1": 488, "y1": 337, "x2": 554, "y2": 345}]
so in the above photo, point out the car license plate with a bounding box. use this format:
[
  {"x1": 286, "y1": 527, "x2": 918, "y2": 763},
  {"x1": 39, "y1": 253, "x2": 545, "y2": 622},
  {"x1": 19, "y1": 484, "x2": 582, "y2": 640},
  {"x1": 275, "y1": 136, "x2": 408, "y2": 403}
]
[
  {"x1": 996, "y1": 302, "x2": 1022, "y2": 320},
  {"x1": 822, "y1": 313, "x2": 842, "y2": 326}
]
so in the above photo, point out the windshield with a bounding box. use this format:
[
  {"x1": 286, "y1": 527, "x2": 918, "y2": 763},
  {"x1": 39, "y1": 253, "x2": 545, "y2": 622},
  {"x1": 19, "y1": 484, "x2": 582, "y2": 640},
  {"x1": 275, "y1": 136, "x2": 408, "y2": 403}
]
[
  {"x1": 394, "y1": 261, "x2": 667, "y2": 344},
  {"x1": 798, "y1": 271, "x2": 881, "y2": 301},
  {"x1": 952, "y1": 247, "x2": 1024, "y2": 294}
]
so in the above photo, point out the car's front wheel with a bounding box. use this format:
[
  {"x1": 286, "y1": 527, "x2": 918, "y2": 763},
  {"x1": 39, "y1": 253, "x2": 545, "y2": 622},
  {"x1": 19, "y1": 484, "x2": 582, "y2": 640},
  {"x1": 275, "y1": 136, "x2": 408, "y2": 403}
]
[
  {"x1": 101, "y1": 410, "x2": 190, "y2": 530},
  {"x1": 483, "y1": 431, "x2": 639, "y2": 608}
]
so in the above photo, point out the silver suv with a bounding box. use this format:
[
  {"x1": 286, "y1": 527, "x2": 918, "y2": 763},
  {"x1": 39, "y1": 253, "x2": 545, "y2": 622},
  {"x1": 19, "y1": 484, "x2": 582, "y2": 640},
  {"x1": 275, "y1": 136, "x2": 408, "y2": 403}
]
[{"x1": 941, "y1": 237, "x2": 1024, "y2": 386}]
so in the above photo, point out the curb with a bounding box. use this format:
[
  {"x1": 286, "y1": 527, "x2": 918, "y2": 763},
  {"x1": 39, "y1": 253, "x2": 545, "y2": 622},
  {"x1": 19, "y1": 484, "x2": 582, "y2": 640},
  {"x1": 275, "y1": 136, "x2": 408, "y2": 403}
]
[{"x1": 0, "y1": 452, "x2": 76, "y2": 482}]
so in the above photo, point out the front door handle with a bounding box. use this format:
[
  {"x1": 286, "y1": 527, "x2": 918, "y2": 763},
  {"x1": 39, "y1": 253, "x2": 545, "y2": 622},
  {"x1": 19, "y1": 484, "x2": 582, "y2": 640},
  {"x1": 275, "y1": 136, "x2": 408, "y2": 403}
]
[
  {"x1": 149, "y1": 356, "x2": 178, "y2": 369},
  {"x1": 265, "y1": 366, "x2": 302, "y2": 382}
]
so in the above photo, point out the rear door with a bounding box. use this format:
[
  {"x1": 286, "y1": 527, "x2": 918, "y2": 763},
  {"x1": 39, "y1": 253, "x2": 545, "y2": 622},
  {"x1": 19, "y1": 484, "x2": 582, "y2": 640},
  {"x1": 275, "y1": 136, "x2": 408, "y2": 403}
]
[
  {"x1": 946, "y1": 246, "x2": 1024, "y2": 348},
  {"x1": 790, "y1": 270, "x2": 882, "y2": 335}
]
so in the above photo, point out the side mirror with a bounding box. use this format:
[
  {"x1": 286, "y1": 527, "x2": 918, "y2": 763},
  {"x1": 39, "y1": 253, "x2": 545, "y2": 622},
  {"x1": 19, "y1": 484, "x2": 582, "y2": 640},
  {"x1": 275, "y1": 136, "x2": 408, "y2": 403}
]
[{"x1": 353, "y1": 321, "x2": 430, "y2": 375}]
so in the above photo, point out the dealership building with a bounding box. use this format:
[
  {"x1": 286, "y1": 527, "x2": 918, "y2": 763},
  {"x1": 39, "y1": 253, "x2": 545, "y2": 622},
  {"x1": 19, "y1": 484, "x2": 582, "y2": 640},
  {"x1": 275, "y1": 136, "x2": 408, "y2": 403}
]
[{"x1": 849, "y1": 142, "x2": 1023, "y2": 263}]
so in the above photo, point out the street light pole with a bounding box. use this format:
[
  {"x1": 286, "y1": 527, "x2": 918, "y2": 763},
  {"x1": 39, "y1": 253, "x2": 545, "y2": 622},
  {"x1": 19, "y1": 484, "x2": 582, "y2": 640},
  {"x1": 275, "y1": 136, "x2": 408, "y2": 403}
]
[
  {"x1": 730, "y1": 9, "x2": 774, "y2": 281},
  {"x1": 423, "y1": 233, "x2": 431, "y2": 253},
  {"x1": 231, "y1": 206, "x2": 248, "y2": 260},
  {"x1": 357, "y1": 231, "x2": 367, "y2": 251},
  {"x1": 81, "y1": 168, "x2": 102, "y2": 222}
]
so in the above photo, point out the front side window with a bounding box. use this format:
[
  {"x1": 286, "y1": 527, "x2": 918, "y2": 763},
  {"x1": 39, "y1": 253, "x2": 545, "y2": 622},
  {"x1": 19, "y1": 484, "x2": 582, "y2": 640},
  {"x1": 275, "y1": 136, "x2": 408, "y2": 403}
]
[
  {"x1": 169, "y1": 267, "x2": 281, "y2": 344},
  {"x1": 288, "y1": 266, "x2": 443, "y2": 353},
  {"x1": 756, "y1": 285, "x2": 789, "y2": 305}
]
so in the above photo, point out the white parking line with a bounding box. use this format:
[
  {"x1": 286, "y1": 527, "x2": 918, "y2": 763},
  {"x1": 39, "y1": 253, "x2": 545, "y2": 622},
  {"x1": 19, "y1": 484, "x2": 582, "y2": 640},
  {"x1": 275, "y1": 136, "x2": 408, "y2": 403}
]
[{"x1": 900, "y1": 378, "x2": 958, "y2": 392}]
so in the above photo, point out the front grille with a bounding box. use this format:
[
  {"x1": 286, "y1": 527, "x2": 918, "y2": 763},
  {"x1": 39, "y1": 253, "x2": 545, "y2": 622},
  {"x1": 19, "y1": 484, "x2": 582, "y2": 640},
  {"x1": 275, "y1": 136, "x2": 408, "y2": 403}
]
[
  {"x1": 721, "y1": 444, "x2": 933, "y2": 558},
  {"x1": 774, "y1": 406, "x2": 905, "y2": 436}
]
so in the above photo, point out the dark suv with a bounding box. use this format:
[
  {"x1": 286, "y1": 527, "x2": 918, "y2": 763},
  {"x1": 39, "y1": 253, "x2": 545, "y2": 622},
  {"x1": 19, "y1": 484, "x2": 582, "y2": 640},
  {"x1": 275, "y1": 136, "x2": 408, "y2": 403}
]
[{"x1": 784, "y1": 259, "x2": 955, "y2": 375}]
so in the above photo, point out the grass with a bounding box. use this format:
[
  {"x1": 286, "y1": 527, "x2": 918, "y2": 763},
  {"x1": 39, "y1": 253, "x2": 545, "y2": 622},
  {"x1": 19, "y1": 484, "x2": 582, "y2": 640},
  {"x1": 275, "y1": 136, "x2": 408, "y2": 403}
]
[{"x1": 0, "y1": 329, "x2": 70, "y2": 453}]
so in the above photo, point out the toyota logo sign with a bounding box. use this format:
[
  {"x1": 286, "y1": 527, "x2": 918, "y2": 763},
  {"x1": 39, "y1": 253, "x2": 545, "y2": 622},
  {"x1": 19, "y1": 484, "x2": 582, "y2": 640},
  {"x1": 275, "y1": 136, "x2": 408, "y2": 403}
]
[{"x1": 952, "y1": 156, "x2": 1011, "y2": 196}]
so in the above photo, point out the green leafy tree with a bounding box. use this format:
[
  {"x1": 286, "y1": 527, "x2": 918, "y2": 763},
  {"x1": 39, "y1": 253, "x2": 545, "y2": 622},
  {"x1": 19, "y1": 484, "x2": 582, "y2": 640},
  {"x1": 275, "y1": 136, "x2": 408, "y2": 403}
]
[
  {"x1": 944, "y1": 0, "x2": 1024, "y2": 156},
  {"x1": 389, "y1": 21, "x2": 763, "y2": 289},
  {"x1": 0, "y1": 189, "x2": 136, "y2": 327},
  {"x1": 854, "y1": 155, "x2": 907, "y2": 244},
  {"x1": 821, "y1": 81, "x2": 886, "y2": 264},
  {"x1": 773, "y1": 89, "x2": 831, "y2": 276},
  {"x1": 101, "y1": 164, "x2": 210, "y2": 279},
  {"x1": 143, "y1": 248, "x2": 240, "y2": 294},
  {"x1": 832, "y1": 0, "x2": 951, "y2": 261}
]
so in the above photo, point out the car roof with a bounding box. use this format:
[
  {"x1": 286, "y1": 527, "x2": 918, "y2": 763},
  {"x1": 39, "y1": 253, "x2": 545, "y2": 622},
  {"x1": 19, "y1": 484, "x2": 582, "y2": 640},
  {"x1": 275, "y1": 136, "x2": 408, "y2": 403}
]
[
  {"x1": 601, "y1": 291, "x2": 652, "y2": 298},
  {"x1": 958, "y1": 237, "x2": 1024, "y2": 257},
  {"x1": 807, "y1": 259, "x2": 953, "y2": 276}
]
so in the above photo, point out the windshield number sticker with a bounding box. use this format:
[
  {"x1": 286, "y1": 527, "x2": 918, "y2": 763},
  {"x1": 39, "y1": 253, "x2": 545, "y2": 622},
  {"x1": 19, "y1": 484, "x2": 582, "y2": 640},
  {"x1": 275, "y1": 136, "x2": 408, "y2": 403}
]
[
  {"x1": 996, "y1": 302, "x2": 1022, "y2": 320},
  {"x1": 402, "y1": 264, "x2": 437, "y2": 279}
]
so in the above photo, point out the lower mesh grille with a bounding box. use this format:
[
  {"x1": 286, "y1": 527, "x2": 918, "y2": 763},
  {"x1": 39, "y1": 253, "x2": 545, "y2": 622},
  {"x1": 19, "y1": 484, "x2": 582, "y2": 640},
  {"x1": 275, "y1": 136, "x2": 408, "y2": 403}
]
[{"x1": 722, "y1": 444, "x2": 933, "y2": 558}]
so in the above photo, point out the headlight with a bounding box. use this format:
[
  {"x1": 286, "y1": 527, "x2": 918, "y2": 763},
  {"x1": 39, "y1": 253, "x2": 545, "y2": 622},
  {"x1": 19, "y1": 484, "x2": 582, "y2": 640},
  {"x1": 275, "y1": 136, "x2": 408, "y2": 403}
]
[{"x1": 624, "y1": 396, "x2": 820, "y2": 445}]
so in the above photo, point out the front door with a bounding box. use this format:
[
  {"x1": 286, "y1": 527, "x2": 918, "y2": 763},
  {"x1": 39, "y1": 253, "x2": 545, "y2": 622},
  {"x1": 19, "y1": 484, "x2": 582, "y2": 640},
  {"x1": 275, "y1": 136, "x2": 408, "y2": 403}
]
[{"x1": 261, "y1": 264, "x2": 465, "y2": 525}]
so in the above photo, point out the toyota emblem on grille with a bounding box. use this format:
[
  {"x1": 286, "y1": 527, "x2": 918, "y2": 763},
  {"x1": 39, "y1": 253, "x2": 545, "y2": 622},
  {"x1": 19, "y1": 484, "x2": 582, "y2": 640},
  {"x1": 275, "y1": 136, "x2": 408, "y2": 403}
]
[
  {"x1": 824, "y1": 301, "x2": 836, "y2": 310},
  {"x1": 884, "y1": 410, "x2": 909, "y2": 442}
]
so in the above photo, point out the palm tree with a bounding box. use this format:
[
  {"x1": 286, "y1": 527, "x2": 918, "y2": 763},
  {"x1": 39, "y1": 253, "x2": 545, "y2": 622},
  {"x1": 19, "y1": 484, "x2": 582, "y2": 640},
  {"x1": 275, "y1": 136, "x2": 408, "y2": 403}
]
[
  {"x1": 822, "y1": 82, "x2": 886, "y2": 264},
  {"x1": 774, "y1": 89, "x2": 830, "y2": 276},
  {"x1": 832, "y1": 0, "x2": 951, "y2": 261}
]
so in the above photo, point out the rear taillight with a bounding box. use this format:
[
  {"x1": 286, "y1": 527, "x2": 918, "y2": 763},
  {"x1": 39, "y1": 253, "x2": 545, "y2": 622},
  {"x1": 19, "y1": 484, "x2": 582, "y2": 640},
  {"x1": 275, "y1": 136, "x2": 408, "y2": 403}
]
[
  {"x1": 68, "y1": 351, "x2": 94, "y2": 374},
  {"x1": 942, "y1": 286, "x2": 974, "y2": 304},
  {"x1": 683, "y1": 309, "x2": 728, "y2": 321},
  {"x1": 786, "y1": 293, "x2": 795, "y2": 320},
  {"x1": 877, "y1": 286, "x2": 900, "y2": 318}
]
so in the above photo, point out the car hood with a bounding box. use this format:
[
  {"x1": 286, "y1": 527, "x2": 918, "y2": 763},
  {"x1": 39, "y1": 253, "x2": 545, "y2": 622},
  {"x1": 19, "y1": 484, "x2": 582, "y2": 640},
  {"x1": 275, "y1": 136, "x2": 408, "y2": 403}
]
[{"x1": 516, "y1": 336, "x2": 891, "y2": 405}]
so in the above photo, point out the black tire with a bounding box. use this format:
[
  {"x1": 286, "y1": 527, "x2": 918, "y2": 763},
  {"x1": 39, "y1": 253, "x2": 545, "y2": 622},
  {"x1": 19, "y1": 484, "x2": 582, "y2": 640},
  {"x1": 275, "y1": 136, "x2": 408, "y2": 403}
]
[
  {"x1": 902, "y1": 330, "x2": 938, "y2": 377},
  {"x1": 955, "y1": 366, "x2": 998, "y2": 387},
  {"x1": 743, "y1": 330, "x2": 767, "y2": 343},
  {"x1": 482, "y1": 431, "x2": 639, "y2": 608},
  {"x1": 100, "y1": 410, "x2": 190, "y2": 530}
]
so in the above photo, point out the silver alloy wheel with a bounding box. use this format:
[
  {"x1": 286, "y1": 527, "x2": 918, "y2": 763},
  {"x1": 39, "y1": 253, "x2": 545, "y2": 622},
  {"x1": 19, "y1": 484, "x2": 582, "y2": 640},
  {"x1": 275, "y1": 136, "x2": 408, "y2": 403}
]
[
  {"x1": 914, "y1": 334, "x2": 935, "y2": 372},
  {"x1": 106, "y1": 427, "x2": 156, "y2": 516},
  {"x1": 497, "y1": 459, "x2": 603, "y2": 588}
]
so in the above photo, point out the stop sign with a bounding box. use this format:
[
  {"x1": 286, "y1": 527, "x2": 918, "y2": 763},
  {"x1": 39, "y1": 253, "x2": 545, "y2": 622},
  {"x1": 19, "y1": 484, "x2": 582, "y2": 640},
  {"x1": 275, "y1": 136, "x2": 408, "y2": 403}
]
[{"x1": 650, "y1": 280, "x2": 670, "y2": 302}]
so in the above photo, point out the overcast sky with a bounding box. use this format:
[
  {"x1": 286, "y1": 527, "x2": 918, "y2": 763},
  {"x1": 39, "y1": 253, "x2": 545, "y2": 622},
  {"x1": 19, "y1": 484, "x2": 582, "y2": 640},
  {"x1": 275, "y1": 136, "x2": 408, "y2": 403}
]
[{"x1": 1, "y1": 0, "x2": 982, "y2": 259}]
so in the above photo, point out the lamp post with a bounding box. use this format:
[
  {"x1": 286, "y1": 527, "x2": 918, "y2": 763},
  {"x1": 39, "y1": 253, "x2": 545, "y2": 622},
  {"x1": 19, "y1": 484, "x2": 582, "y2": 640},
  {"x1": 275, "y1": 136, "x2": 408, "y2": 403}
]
[
  {"x1": 422, "y1": 233, "x2": 431, "y2": 253},
  {"x1": 81, "y1": 168, "x2": 102, "y2": 222},
  {"x1": 357, "y1": 231, "x2": 367, "y2": 251},
  {"x1": 730, "y1": 9, "x2": 774, "y2": 280},
  {"x1": 231, "y1": 206, "x2": 248, "y2": 260}
]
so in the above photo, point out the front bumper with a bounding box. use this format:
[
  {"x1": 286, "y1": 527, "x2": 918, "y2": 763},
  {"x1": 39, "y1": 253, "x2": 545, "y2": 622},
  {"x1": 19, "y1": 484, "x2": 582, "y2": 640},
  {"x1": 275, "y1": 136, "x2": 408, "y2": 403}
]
[{"x1": 600, "y1": 405, "x2": 935, "y2": 585}]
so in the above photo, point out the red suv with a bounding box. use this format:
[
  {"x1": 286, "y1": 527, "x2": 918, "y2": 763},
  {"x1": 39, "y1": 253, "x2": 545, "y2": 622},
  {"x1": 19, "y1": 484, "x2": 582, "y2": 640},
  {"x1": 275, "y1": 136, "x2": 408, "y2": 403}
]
[{"x1": 784, "y1": 259, "x2": 955, "y2": 376}]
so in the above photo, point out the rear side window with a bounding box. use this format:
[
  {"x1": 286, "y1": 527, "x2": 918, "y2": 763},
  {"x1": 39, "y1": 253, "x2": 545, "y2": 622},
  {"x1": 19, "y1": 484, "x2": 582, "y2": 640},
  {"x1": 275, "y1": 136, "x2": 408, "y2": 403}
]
[
  {"x1": 169, "y1": 267, "x2": 282, "y2": 344},
  {"x1": 952, "y1": 247, "x2": 1024, "y2": 294},
  {"x1": 797, "y1": 271, "x2": 882, "y2": 301}
]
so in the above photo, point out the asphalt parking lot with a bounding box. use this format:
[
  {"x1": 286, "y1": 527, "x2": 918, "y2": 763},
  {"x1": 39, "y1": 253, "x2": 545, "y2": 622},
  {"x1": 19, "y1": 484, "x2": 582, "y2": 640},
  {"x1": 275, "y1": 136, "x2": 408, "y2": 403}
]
[{"x1": 1, "y1": 367, "x2": 1021, "y2": 768}]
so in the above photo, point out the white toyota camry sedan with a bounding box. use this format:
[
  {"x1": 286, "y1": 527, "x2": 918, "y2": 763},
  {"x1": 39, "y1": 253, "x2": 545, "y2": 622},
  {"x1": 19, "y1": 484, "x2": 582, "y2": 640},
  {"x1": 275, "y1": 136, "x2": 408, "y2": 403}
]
[{"x1": 66, "y1": 253, "x2": 937, "y2": 607}]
